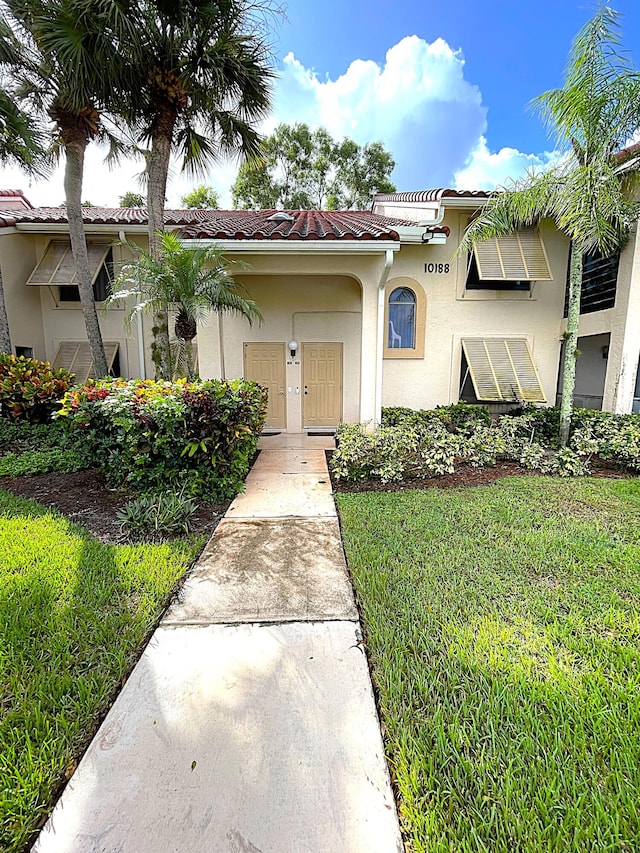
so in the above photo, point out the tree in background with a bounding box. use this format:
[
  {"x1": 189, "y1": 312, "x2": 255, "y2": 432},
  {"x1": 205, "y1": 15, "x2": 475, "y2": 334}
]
[
  {"x1": 119, "y1": 191, "x2": 145, "y2": 207},
  {"x1": 112, "y1": 231, "x2": 261, "y2": 380},
  {"x1": 0, "y1": 18, "x2": 47, "y2": 354},
  {"x1": 181, "y1": 185, "x2": 220, "y2": 208},
  {"x1": 458, "y1": 6, "x2": 640, "y2": 446},
  {"x1": 231, "y1": 123, "x2": 396, "y2": 210},
  {"x1": 116, "y1": 0, "x2": 275, "y2": 379}
]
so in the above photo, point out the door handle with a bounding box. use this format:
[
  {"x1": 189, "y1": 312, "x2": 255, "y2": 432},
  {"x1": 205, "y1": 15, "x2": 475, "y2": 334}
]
[{"x1": 304, "y1": 385, "x2": 308, "y2": 395}]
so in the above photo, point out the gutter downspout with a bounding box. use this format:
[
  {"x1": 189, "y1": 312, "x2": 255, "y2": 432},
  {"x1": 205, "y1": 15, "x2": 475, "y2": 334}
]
[
  {"x1": 120, "y1": 229, "x2": 146, "y2": 380},
  {"x1": 375, "y1": 249, "x2": 394, "y2": 426}
]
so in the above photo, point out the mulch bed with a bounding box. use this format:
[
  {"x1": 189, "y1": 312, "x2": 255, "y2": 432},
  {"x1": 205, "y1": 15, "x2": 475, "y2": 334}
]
[
  {"x1": 325, "y1": 450, "x2": 632, "y2": 493},
  {"x1": 0, "y1": 452, "x2": 632, "y2": 543},
  {"x1": 0, "y1": 468, "x2": 229, "y2": 545}
]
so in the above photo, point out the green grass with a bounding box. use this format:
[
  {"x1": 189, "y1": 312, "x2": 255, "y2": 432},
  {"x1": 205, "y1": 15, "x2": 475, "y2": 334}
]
[
  {"x1": 0, "y1": 491, "x2": 205, "y2": 852},
  {"x1": 336, "y1": 477, "x2": 640, "y2": 852}
]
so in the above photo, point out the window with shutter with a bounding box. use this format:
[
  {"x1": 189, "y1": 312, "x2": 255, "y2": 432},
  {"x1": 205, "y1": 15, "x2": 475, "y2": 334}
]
[
  {"x1": 460, "y1": 338, "x2": 546, "y2": 403},
  {"x1": 470, "y1": 228, "x2": 552, "y2": 283},
  {"x1": 27, "y1": 241, "x2": 113, "y2": 302}
]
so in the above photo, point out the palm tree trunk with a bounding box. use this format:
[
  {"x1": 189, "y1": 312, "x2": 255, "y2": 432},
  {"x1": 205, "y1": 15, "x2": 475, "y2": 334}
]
[
  {"x1": 64, "y1": 139, "x2": 108, "y2": 378},
  {"x1": 0, "y1": 268, "x2": 12, "y2": 355},
  {"x1": 559, "y1": 243, "x2": 583, "y2": 446},
  {"x1": 184, "y1": 337, "x2": 196, "y2": 381},
  {"x1": 147, "y1": 109, "x2": 176, "y2": 380}
]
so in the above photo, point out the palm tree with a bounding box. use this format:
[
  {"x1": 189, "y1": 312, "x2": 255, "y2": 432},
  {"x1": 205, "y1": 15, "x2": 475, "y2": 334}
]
[
  {"x1": 112, "y1": 231, "x2": 262, "y2": 380},
  {"x1": 457, "y1": 5, "x2": 640, "y2": 446},
  {"x1": 0, "y1": 17, "x2": 46, "y2": 354},
  {"x1": 116, "y1": 0, "x2": 275, "y2": 378},
  {"x1": 2, "y1": 1, "x2": 137, "y2": 377}
]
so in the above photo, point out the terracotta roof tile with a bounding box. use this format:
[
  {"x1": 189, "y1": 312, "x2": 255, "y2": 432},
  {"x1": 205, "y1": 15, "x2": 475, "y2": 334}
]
[
  {"x1": 0, "y1": 189, "x2": 34, "y2": 208},
  {"x1": 0, "y1": 206, "x2": 418, "y2": 240},
  {"x1": 372, "y1": 189, "x2": 491, "y2": 203}
]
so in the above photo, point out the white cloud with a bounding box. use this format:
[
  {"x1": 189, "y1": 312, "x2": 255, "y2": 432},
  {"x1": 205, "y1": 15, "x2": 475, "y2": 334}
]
[
  {"x1": 453, "y1": 136, "x2": 557, "y2": 191},
  {"x1": 273, "y1": 36, "x2": 488, "y2": 190},
  {"x1": 0, "y1": 35, "x2": 556, "y2": 206},
  {"x1": 0, "y1": 145, "x2": 239, "y2": 209}
]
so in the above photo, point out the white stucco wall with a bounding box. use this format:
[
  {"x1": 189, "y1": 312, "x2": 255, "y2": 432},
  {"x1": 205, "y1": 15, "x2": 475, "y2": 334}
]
[
  {"x1": 380, "y1": 212, "x2": 569, "y2": 410},
  {"x1": 0, "y1": 231, "x2": 45, "y2": 358}
]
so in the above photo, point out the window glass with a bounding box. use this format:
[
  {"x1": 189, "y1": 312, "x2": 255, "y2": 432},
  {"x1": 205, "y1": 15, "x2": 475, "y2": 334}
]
[
  {"x1": 466, "y1": 254, "x2": 530, "y2": 291},
  {"x1": 388, "y1": 287, "x2": 416, "y2": 349}
]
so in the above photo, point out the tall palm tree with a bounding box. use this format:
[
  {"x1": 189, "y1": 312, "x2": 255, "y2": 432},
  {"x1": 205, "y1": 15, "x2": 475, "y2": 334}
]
[
  {"x1": 112, "y1": 231, "x2": 262, "y2": 380},
  {"x1": 2, "y1": 0, "x2": 137, "y2": 377},
  {"x1": 458, "y1": 5, "x2": 640, "y2": 446},
  {"x1": 0, "y1": 16, "x2": 46, "y2": 354},
  {"x1": 116, "y1": 0, "x2": 275, "y2": 378}
]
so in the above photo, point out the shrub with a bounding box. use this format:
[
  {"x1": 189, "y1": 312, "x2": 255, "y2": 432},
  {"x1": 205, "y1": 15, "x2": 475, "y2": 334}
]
[
  {"x1": 333, "y1": 421, "x2": 459, "y2": 484},
  {"x1": 0, "y1": 448, "x2": 88, "y2": 477},
  {"x1": 333, "y1": 404, "x2": 640, "y2": 484},
  {"x1": 382, "y1": 402, "x2": 490, "y2": 432},
  {"x1": 0, "y1": 418, "x2": 71, "y2": 455},
  {"x1": 0, "y1": 355, "x2": 74, "y2": 422},
  {"x1": 56, "y1": 378, "x2": 267, "y2": 498},
  {"x1": 117, "y1": 490, "x2": 198, "y2": 537}
]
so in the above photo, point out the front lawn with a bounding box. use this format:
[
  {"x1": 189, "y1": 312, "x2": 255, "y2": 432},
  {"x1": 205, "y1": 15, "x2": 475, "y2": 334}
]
[
  {"x1": 337, "y1": 477, "x2": 640, "y2": 852},
  {"x1": 0, "y1": 491, "x2": 205, "y2": 853}
]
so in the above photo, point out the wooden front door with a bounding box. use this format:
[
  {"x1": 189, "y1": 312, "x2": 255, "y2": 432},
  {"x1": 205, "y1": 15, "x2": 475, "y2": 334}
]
[
  {"x1": 243, "y1": 342, "x2": 286, "y2": 429},
  {"x1": 302, "y1": 343, "x2": 343, "y2": 427}
]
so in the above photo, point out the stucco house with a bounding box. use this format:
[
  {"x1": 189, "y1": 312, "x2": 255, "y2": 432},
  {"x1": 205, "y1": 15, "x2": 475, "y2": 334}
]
[{"x1": 1, "y1": 185, "x2": 639, "y2": 432}]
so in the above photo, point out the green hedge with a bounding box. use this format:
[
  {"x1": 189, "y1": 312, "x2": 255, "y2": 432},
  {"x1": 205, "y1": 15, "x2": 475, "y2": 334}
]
[
  {"x1": 333, "y1": 406, "x2": 640, "y2": 484},
  {"x1": 56, "y1": 378, "x2": 268, "y2": 498}
]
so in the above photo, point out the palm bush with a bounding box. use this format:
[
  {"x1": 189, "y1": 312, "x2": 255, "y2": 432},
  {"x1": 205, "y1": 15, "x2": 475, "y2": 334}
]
[{"x1": 112, "y1": 232, "x2": 261, "y2": 380}]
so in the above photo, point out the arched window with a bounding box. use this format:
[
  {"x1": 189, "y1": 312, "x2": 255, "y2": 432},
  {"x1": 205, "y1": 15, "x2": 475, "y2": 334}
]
[{"x1": 388, "y1": 287, "x2": 416, "y2": 349}]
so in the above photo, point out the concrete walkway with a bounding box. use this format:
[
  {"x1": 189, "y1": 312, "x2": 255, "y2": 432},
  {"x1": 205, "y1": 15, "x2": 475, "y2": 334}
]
[{"x1": 34, "y1": 434, "x2": 403, "y2": 853}]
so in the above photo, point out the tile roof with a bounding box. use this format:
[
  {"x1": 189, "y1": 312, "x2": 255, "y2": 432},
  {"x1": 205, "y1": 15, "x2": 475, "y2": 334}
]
[
  {"x1": 0, "y1": 206, "x2": 423, "y2": 240},
  {"x1": 0, "y1": 189, "x2": 33, "y2": 208},
  {"x1": 372, "y1": 189, "x2": 491, "y2": 204}
]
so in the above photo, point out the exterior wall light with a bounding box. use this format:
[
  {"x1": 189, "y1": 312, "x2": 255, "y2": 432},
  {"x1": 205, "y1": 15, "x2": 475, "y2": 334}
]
[{"x1": 289, "y1": 340, "x2": 298, "y2": 358}]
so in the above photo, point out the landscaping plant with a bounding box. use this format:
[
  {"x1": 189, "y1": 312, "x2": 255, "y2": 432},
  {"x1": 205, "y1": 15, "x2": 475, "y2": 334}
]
[
  {"x1": 56, "y1": 377, "x2": 267, "y2": 498},
  {"x1": 332, "y1": 405, "x2": 640, "y2": 484},
  {"x1": 0, "y1": 354, "x2": 74, "y2": 421},
  {"x1": 117, "y1": 490, "x2": 198, "y2": 538}
]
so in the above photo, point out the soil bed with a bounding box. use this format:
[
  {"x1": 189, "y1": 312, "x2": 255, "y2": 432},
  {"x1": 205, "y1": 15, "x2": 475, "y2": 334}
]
[
  {"x1": 0, "y1": 468, "x2": 229, "y2": 545},
  {"x1": 326, "y1": 451, "x2": 632, "y2": 493}
]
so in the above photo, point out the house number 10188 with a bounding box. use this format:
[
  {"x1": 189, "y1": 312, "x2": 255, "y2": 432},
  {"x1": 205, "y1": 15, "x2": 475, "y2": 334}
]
[{"x1": 424, "y1": 263, "x2": 450, "y2": 274}]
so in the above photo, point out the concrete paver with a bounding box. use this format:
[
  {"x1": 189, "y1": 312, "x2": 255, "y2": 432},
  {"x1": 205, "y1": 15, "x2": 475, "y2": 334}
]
[
  {"x1": 258, "y1": 434, "x2": 335, "y2": 451},
  {"x1": 251, "y1": 448, "x2": 328, "y2": 473},
  {"x1": 34, "y1": 622, "x2": 401, "y2": 853},
  {"x1": 165, "y1": 518, "x2": 358, "y2": 624},
  {"x1": 227, "y1": 471, "x2": 335, "y2": 519}
]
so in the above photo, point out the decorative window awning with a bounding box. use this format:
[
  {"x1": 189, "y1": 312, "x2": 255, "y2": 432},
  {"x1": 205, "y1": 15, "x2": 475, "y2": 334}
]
[
  {"x1": 52, "y1": 341, "x2": 119, "y2": 383},
  {"x1": 27, "y1": 240, "x2": 110, "y2": 287},
  {"x1": 473, "y1": 228, "x2": 552, "y2": 281},
  {"x1": 461, "y1": 338, "x2": 546, "y2": 402}
]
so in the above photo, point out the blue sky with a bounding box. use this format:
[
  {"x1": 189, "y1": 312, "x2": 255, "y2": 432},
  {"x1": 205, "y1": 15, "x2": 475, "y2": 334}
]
[{"x1": 3, "y1": 0, "x2": 640, "y2": 206}]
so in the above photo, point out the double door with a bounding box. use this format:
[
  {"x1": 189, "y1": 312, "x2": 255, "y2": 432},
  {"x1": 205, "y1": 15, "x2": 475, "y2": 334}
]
[{"x1": 244, "y1": 341, "x2": 342, "y2": 429}]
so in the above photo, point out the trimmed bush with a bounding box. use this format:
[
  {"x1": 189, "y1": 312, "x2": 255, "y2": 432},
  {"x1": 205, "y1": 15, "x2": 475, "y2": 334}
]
[
  {"x1": 56, "y1": 378, "x2": 267, "y2": 498},
  {"x1": 0, "y1": 355, "x2": 74, "y2": 422},
  {"x1": 382, "y1": 402, "x2": 491, "y2": 432},
  {"x1": 332, "y1": 405, "x2": 640, "y2": 483}
]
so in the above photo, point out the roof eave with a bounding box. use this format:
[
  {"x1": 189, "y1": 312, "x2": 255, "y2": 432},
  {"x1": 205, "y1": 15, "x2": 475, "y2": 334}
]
[{"x1": 185, "y1": 238, "x2": 401, "y2": 254}]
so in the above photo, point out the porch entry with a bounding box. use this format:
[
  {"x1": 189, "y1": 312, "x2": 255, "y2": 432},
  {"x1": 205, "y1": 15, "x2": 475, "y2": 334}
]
[
  {"x1": 243, "y1": 342, "x2": 286, "y2": 429},
  {"x1": 303, "y1": 342, "x2": 343, "y2": 428}
]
